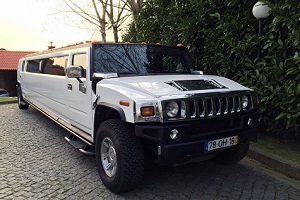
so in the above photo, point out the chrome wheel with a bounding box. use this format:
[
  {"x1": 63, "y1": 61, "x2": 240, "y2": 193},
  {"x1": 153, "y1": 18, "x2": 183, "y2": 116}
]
[{"x1": 101, "y1": 137, "x2": 117, "y2": 177}]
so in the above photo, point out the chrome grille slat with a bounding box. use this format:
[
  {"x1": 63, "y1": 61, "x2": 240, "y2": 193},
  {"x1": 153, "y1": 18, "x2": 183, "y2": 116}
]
[
  {"x1": 236, "y1": 96, "x2": 241, "y2": 112},
  {"x1": 215, "y1": 98, "x2": 221, "y2": 116},
  {"x1": 207, "y1": 98, "x2": 213, "y2": 117},
  {"x1": 189, "y1": 100, "x2": 196, "y2": 118},
  {"x1": 222, "y1": 97, "x2": 228, "y2": 114},
  {"x1": 230, "y1": 97, "x2": 235, "y2": 113},
  {"x1": 199, "y1": 99, "x2": 205, "y2": 117}
]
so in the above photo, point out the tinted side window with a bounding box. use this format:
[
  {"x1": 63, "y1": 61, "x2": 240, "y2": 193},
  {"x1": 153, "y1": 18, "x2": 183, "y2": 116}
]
[
  {"x1": 42, "y1": 56, "x2": 68, "y2": 76},
  {"x1": 21, "y1": 61, "x2": 25, "y2": 72},
  {"x1": 73, "y1": 54, "x2": 87, "y2": 77},
  {"x1": 27, "y1": 60, "x2": 41, "y2": 73}
]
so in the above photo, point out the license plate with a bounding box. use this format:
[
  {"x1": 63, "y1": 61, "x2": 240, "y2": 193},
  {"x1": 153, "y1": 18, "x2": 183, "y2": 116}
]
[{"x1": 204, "y1": 136, "x2": 238, "y2": 152}]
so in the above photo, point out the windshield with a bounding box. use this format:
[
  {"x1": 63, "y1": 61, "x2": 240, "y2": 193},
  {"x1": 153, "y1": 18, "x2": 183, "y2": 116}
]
[{"x1": 92, "y1": 44, "x2": 194, "y2": 75}]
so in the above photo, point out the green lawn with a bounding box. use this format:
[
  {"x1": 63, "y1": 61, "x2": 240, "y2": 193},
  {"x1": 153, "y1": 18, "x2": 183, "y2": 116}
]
[
  {"x1": 0, "y1": 97, "x2": 17, "y2": 104},
  {"x1": 253, "y1": 132, "x2": 300, "y2": 164}
]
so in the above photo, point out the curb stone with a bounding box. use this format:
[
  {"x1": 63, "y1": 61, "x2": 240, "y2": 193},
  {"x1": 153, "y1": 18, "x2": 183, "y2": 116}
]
[
  {"x1": 0, "y1": 100, "x2": 17, "y2": 105},
  {"x1": 247, "y1": 144, "x2": 300, "y2": 181}
]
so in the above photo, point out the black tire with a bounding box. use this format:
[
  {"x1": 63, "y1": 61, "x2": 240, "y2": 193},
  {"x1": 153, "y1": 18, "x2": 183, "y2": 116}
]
[
  {"x1": 95, "y1": 119, "x2": 144, "y2": 193},
  {"x1": 213, "y1": 141, "x2": 250, "y2": 165},
  {"x1": 17, "y1": 86, "x2": 29, "y2": 109}
]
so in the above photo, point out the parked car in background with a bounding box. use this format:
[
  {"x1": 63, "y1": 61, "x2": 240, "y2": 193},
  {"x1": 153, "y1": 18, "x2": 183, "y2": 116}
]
[{"x1": 0, "y1": 89, "x2": 9, "y2": 97}]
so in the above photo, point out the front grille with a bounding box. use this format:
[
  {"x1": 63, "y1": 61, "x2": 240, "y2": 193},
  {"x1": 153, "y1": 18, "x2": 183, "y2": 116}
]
[
  {"x1": 162, "y1": 92, "x2": 254, "y2": 121},
  {"x1": 195, "y1": 96, "x2": 242, "y2": 118}
]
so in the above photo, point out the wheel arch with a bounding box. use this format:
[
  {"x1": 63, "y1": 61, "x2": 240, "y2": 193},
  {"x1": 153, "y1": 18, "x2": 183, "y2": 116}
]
[
  {"x1": 16, "y1": 82, "x2": 25, "y2": 99},
  {"x1": 94, "y1": 103, "x2": 126, "y2": 139},
  {"x1": 16, "y1": 81, "x2": 21, "y2": 89}
]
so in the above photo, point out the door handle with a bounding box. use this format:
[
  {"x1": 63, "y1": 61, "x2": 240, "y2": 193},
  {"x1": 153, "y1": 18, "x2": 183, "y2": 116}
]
[{"x1": 67, "y1": 83, "x2": 72, "y2": 91}]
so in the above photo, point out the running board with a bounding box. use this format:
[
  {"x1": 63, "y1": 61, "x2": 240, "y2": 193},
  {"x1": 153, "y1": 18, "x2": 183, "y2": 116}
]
[{"x1": 65, "y1": 134, "x2": 95, "y2": 156}]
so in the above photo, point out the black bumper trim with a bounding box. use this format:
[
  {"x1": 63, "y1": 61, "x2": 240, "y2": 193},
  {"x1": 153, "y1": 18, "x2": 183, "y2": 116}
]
[{"x1": 158, "y1": 137, "x2": 252, "y2": 165}]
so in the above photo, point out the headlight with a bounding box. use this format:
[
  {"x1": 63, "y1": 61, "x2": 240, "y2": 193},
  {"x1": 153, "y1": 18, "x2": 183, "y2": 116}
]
[
  {"x1": 166, "y1": 101, "x2": 179, "y2": 117},
  {"x1": 241, "y1": 95, "x2": 249, "y2": 109}
]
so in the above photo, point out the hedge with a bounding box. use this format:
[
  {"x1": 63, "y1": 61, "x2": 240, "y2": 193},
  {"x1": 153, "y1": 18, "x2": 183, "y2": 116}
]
[{"x1": 123, "y1": 0, "x2": 300, "y2": 138}]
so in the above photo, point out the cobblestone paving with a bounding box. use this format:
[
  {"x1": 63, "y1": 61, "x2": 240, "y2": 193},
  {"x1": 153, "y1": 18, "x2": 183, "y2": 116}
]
[{"x1": 1, "y1": 104, "x2": 300, "y2": 199}]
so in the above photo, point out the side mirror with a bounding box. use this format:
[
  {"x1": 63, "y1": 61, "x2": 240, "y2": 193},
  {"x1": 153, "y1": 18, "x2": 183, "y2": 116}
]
[{"x1": 66, "y1": 65, "x2": 83, "y2": 78}]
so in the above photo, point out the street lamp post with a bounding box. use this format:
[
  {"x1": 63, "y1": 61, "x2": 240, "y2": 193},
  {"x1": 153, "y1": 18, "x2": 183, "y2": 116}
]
[{"x1": 252, "y1": 1, "x2": 271, "y2": 62}]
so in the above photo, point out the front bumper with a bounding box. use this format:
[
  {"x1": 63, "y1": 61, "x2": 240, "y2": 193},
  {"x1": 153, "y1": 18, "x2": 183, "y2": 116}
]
[
  {"x1": 135, "y1": 110, "x2": 258, "y2": 164},
  {"x1": 156, "y1": 133, "x2": 252, "y2": 164}
]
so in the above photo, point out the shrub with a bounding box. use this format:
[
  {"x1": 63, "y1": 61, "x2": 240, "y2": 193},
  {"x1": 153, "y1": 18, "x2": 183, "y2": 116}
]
[{"x1": 123, "y1": 0, "x2": 300, "y2": 138}]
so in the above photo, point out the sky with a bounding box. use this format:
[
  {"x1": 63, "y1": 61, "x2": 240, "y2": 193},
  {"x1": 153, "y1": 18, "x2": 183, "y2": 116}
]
[{"x1": 0, "y1": 0, "x2": 115, "y2": 51}]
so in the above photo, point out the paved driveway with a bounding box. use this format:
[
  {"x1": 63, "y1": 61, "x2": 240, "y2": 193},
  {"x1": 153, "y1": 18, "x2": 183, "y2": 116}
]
[{"x1": 1, "y1": 104, "x2": 300, "y2": 199}]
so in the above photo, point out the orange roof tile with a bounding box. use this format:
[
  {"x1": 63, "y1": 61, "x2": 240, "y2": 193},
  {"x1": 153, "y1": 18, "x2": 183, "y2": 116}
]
[{"x1": 0, "y1": 50, "x2": 35, "y2": 70}]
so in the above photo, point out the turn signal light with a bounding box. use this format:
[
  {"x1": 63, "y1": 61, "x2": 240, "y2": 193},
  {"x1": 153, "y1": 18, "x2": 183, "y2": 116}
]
[
  {"x1": 119, "y1": 101, "x2": 130, "y2": 107},
  {"x1": 141, "y1": 106, "x2": 154, "y2": 116}
]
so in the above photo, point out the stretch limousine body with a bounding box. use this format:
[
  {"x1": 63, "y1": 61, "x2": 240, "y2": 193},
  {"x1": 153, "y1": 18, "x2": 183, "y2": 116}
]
[{"x1": 17, "y1": 42, "x2": 259, "y2": 193}]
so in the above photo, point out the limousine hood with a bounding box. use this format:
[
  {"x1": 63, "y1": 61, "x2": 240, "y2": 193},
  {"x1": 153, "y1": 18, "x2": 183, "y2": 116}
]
[{"x1": 97, "y1": 74, "x2": 250, "y2": 99}]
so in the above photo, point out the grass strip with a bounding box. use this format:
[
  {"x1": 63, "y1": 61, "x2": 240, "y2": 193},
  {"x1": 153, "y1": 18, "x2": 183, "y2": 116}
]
[
  {"x1": 0, "y1": 97, "x2": 17, "y2": 104},
  {"x1": 253, "y1": 132, "x2": 300, "y2": 164}
]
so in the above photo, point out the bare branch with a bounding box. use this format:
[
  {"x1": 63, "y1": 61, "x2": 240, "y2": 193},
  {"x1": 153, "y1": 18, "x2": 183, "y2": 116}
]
[
  {"x1": 45, "y1": 0, "x2": 145, "y2": 43},
  {"x1": 91, "y1": 0, "x2": 105, "y2": 24},
  {"x1": 64, "y1": 0, "x2": 101, "y2": 28}
]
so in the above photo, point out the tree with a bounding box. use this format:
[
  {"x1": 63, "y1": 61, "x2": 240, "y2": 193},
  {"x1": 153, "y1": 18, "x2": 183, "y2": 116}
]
[
  {"x1": 63, "y1": 0, "x2": 108, "y2": 42},
  {"x1": 99, "y1": 0, "x2": 131, "y2": 43},
  {"x1": 98, "y1": 0, "x2": 146, "y2": 42},
  {"x1": 124, "y1": 0, "x2": 145, "y2": 41},
  {"x1": 57, "y1": 0, "x2": 145, "y2": 43}
]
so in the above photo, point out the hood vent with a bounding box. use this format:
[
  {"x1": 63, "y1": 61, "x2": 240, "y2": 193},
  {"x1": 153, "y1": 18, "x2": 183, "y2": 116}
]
[{"x1": 164, "y1": 79, "x2": 228, "y2": 91}]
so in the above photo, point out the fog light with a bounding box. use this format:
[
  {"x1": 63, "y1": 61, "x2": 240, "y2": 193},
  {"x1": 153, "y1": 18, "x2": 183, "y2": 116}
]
[
  {"x1": 247, "y1": 118, "x2": 253, "y2": 127},
  {"x1": 170, "y1": 129, "x2": 179, "y2": 140}
]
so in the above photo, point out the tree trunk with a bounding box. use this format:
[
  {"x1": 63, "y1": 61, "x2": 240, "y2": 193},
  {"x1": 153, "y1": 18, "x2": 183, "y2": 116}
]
[
  {"x1": 101, "y1": 30, "x2": 107, "y2": 43},
  {"x1": 131, "y1": 11, "x2": 139, "y2": 42},
  {"x1": 113, "y1": 26, "x2": 118, "y2": 43}
]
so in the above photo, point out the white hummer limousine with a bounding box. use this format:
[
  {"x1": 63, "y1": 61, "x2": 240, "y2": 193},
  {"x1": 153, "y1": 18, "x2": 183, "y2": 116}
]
[{"x1": 17, "y1": 42, "x2": 258, "y2": 193}]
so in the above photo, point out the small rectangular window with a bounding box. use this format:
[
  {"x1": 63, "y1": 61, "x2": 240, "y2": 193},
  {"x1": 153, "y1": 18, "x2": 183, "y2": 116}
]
[
  {"x1": 73, "y1": 53, "x2": 87, "y2": 77},
  {"x1": 42, "y1": 56, "x2": 68, "y2": 76},
  {"x1": 21, "y1": 61, "x2": 25, "y2": 72},
  {"x1": 27, "y1": 60, "x2": 41, "y2": 73},
  {"x1": 73, "y1": 54, "x2": 87, "y2": 68}
]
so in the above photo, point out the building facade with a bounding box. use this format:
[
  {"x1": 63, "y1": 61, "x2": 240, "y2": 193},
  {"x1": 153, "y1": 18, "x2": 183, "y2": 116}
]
[{"x1": 0, "y1": 50, "x2": 35, "y2": 96}]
